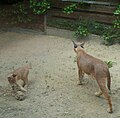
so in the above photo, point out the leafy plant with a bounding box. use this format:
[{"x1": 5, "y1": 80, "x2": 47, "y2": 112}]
[
  {"x1": 101, "y1": 4, "x2": 120, "y2": 46},
  {"x1": 102, "y1": 33, "x2": 115, "y2": 46},
  {"x1": 12, "y1": 2, "x2": 31, "y2": 23},
  {"x1": 63, "y1": 3, "x2": 77, "y2": 14},
  {"x1": 113, "y1": 4, "x2": 120, "y2": 28},
  {"x1": 104, "y1": 61, "x2": 116, "y2": 68},
  {"x1": 113, "y1": 19, "x2": 120, "y2": 28},
  {"x1": 74, "y1": 25, "x2": 89, "y2": 38},
  {"x1": 102, "y1": 28, "x2": 120, "y2": 45},
  {"x1": 47, "y1": 18, "x2": 120, "y2": 45},
  {"x1": 30, "y1": 0, "x2": 50, "y2": 14},
  {"x1": 13, "y1": 2, "x2": 27, "y2": 15},
  {"x1": 0, "y1": 9, "x2": 8, "y2": 17}
]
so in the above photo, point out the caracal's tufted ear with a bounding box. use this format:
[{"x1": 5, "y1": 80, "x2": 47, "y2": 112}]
[
  {"x1": 80, "y1": 41, "x2": 85, "y2": 48},
  {"x1": 72, "y1": 40, "x2": 77, "y2": 48}
]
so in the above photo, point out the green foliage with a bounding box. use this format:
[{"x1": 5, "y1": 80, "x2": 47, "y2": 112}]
[
  {"x1": 63, "y1": 1, "x2": 88, "y2": 15},
  {"x1": 12, "y1": 2, "x2": 31, "y2": 23},
  {"x1": 113, "y1": 4, "x2": 120, "y2": 28},
  {"x1": 102, "y1": 28, "x2": 120, "y2": 45},
  {"x1": 101, "y1": 4, "x2": 120, "y2": 45},
  {"x1": 47, "y1": 19, "x2": 78, "y2": 30},
  {"x1": 47, "y1": 18, "x2": 111, "y2": 35},
  {"x1": 113, "y1": 19, "x2": 120, "y2": 28},
  {"x1": 0, "y1": 9, "x2": 8, "y2": 17},
  {"x1": 11, "y1": 0, "x2": 51, "y2": 24},
  {"x1": 58, "y1": 2, "x2": 119, "y2": 45},
  {"x1": 47, "y1": 18, "x2": 120, "y2": 44},
  {"x1": 13, "y1": 2, "x2": 27, "y2": 15},
  {"x1": 104, "y1": 61, "x2": 116, "y2": 68},
  {"x1": 63, "y1": 3, "x2": 77, "y2": 14},
  {"x1": 74, "y1": 26, "x2": 89, "y2": 38},
  {"x1": 102, "y1": 34, "x2": 115, "y2": 46},
  {"x1": 30, "y1": 0, "x2": 50, "y2": 14},
  {"x1": 75, "y1": 20, "x2": 110, "y2": 36},
  {"x1": 114, "y1": 4, "x2": 120, "y2": 15}
]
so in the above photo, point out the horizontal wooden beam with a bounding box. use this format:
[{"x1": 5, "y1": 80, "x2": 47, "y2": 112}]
[
  {"x1": 53, "y1": 5, "x2": 116, "y2": 15},
  {"x1": 62, "y1": 0, "x2": 118, "y2": 6},
  {"x1": 50, "y1": 1, "x2": 117, "y2": 15},
  {"x1": 51, "y1": 9, "x2": 116, "y2": 24}
]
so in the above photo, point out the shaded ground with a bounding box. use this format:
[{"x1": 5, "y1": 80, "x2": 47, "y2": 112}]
[{"x1": 0, "y1": 29, "x2": 120, "y2": 118}]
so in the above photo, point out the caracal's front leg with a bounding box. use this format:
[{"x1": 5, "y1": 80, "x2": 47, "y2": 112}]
[
  {"x1": 77, "y1": 69, "x2": 84, "y2": 85},
  {"x1": 23, "y1": 78, "x2": 28, "y2": 91},
  {"x1": 16, "y1": 82, "x2": 27, "y2": 92}
]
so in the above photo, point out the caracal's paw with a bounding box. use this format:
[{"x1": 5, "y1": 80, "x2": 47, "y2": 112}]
[
  {"x1": 95, "y1": 91, "x2": 102, "y2": 97},
  {"x1": 107, "y1": 108, "x2": 113, "y2": 113},
  {"x1": 77, "y1": 82, "x2": 83, "y2": 86},
  {"x1": 20, "y1": 87, "x2": 27, "y2": 92}
]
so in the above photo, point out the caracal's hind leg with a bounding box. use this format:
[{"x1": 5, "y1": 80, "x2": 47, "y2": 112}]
[{"x1": 97, "y1": 78, "x2": 113, "y2": 113}]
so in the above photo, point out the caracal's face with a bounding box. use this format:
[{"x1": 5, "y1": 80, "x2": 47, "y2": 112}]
[
  {"x1": 72, "y1": 41, "x2": 85, "y2": 53},
  {"x1": 7, "y1": 74, "x2": 16, "y2": 86}
]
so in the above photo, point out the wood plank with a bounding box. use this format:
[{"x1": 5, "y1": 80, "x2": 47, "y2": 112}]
[
  {"x1": 76, "y1": 4, "x2": 116, "y2": 15},
  {"x1": 50, "y1": 0, "x2": 120, "y2": 5},
  {"x1": 53, "y1": 4, "x2": 116, "y2": 15},
  {"x1": 50, "y1": 0, "x2": 119, "y2": 7},
  {"x1": 49, "y1": 0, "x2": 118, "y2": 24},
  {"x1": 51, "y1": 10, "x2": 116, "y2": 24},
  {"x1": 50, "y1": 1, "x2": 117, "y2": 14},
  {"x1": 62, "y1": 0, "x2": 118, "y2": 6}
]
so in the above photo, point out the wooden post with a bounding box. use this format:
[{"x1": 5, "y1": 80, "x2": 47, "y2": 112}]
[{"x1": 44, "y1": 14, "x2": 47, "y2": 34}]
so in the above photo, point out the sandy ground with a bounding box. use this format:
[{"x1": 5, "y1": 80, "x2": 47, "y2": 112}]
[{"x1": 0, "y1": 29, "x2": 120, "y2": 118}]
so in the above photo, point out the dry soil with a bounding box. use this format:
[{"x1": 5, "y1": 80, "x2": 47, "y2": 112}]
[{"x1": 0, "y1": 29, "x2": 120, "y2": 118}]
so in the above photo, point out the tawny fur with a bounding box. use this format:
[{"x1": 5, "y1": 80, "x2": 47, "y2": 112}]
[
  {"x1": 72, "y1": 41, "x2": 112, "y2": 113},
  {"x1": 7, "y1": 64, "x2": 32, "y2": 93}
]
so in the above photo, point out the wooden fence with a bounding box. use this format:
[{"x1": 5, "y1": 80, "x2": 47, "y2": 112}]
[{"x1": 48, "y1": 0, "x2": 120, "y2": 24}]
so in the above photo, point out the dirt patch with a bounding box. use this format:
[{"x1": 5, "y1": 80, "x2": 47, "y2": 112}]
[{"x1": 0, "y1": 30, "x2": 120, "y2": 118}]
